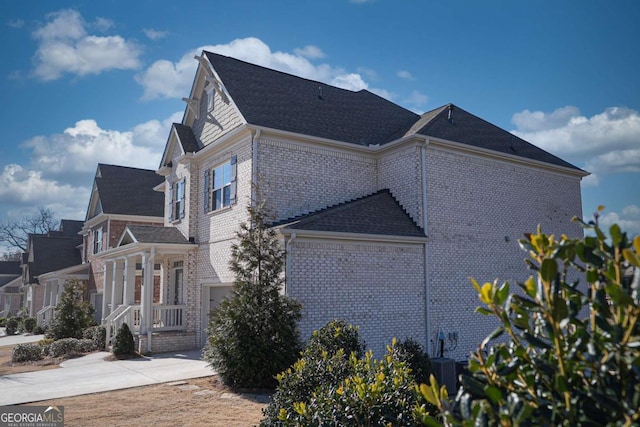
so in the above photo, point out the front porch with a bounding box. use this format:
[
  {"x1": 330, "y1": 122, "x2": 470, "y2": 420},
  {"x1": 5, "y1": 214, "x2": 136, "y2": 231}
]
[{"x1": 97, "y1": 226, "x2": 197, "y2": 354}]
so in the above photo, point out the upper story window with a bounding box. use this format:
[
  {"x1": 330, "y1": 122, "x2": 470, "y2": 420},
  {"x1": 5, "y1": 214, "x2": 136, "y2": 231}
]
[
  {"x1": 93, "y1": 227, "x2": 103, "y2": 254},
  {"x1": 204, "y1": 156, "x2": 237, "y2": 213},
  {"x1": 169, "y1": 179, "x2": 185, "y2": 221},
  {"x1": 206, "y1": 85, "x2": 215, "y2": 111}
]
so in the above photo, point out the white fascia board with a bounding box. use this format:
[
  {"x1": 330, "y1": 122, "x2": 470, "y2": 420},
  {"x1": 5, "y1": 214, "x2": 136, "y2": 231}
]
[
  {"x1": 191, "y1": 125, "x2": 252, "y2": 163},
  {"x1": 277, "y1": 227, "x2": 427, "y2": 245},
  {"x1": 94, "y1": 242, "x2": 197, "y2": 260},
  {"x1": 82, "y1": 214, "x2": 164, "y2": 233},
  {"x1": 37, "y1": 264, "x2": 89, "y2": 281}
]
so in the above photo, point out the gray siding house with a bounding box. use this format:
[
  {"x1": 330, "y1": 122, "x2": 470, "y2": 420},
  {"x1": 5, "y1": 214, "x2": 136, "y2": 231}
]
[{"x1": 97, "y1": 52, "x2": 587, "y2": 358}]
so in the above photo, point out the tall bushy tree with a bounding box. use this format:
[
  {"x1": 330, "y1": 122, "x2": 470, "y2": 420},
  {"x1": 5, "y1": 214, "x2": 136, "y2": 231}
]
[
  {"x1": 418, "y1": 210, "x2": 640, "y2": 427},
  {"x1": 203, "y1": 197, "x2": 302, "y2": 389},
  {"x1": 46, "y1": 279, "x2": 95, "y2": 340}
]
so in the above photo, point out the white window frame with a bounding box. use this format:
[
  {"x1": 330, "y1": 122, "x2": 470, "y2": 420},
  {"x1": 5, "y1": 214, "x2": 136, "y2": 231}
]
[
  {"x1": 93, "y1": 227, "x2": 103, "y2": 254},
  {"x1": 204, "y1": 156, "x2": 237, "y2": 213},
  {"x1": 169, "y1": 179, "x2": 185, "y2": 222}
]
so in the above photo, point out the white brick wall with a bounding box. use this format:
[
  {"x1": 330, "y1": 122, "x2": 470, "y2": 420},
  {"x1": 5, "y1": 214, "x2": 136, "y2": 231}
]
[
  {"x1": 424, "y1": 146, "x2": 584, "y2": 360},
  {"x1": 288, "y1": 239, "x2": 427, "y2": 357}
]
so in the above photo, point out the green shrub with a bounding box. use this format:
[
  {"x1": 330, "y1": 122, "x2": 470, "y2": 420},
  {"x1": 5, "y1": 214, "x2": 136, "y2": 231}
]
[
  {"x1": 203, "y1": 197, "x2": 302, "y2": 389},
  {"x1": 396, "y1": 338, "x2": 433, "y2": 386},
  {"x1": 49, "y1": 338, "x2": 81, "y2": 358},
  {"x1": 22, "y1": 317, "x2": 36, "y2": 333},
  {"x1": 274, "y1": 340, "x2": 422, "y2": 426},
  {"x1": 77, "y1": 338, "x2": 96, "y2": 353},
  {"x1": 419, "y1": 213, "x2": 640, "y2": 426},
  {"x1": 83, "y1": 325, "x2": 106, "y2": 350},
  {"x1": 11, "y1": 343, "x2": 44, "y2": 363},
  {"x1": 33, "y1": 325, "x2": 46, "y2": 335},
  {"x1": 113, "y1": 323, "x2": 135, "y2": 355},
  {"x1": 0, "y1": 317, "x2": 6, "y2": 327},
  {"x1": 5, "y1": 317, "x2": 18, "y2": 335},
  {"x1": 46, "y1": 280, "x2": 94, "y2": 340},
  {"x1": 262, "y1": 320, "x2": 366, "y2": 426}
]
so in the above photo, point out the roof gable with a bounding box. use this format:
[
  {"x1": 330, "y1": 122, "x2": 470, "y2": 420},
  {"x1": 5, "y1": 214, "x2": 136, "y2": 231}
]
[
  {"x1": 87, "y1": 164, "x2": 165, "y2": 219},
  {"x1": 29, "y1": 235, "x2": 82, "y2": 278},
  {"x1": 118, "y1": 225, "x2": 190, "y2": 246},
  {"x1": 204, "y1": 52, "x2": 418, "y2": 147},
  {"x1": 273, "y1": 189, "x2": 425, "y2": 238}
]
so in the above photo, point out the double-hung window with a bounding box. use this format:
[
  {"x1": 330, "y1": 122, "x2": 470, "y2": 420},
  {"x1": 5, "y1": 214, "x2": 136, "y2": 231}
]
[
  {"x1": 204, "y1": 155, "x2": 237, "y2": 213},
  {"x1": 169, "y1": 179, "x2": 186, "y2": 221},
  {"x1": 93, "y1": 227, "x2": 103, "y2": 254}
]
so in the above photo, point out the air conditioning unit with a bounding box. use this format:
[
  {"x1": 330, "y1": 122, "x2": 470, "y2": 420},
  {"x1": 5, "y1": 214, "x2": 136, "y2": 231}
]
[{"x1": 432, "y1": 358, "x2": 457, "y2": 394}]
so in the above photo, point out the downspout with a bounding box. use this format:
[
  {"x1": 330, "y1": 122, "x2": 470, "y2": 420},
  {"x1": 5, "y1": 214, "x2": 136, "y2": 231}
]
[
  {"x1": 146, "y1": 246, "x2": 156, "y2": 354},
  {"x1": 421, "y1": 138, "x2": 432, "y2": 356},
  {"x1": 285, "y1": 232, "x2": 296, "y2": 294},
  {"x1": 252, "y1": 129, "x2": 261, "y2": 204}
]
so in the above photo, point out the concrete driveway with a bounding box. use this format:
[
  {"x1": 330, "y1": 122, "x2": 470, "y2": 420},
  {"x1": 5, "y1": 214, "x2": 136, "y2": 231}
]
[{"x1": 0, "y1": 333, "x2": 213, "y2": 405}]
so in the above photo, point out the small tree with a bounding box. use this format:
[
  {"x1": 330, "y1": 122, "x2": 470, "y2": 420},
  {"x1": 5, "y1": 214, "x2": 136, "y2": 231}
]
[
  {"x1": 46, "y1": 280, "x2": 95, "y2": 340},
  {"x1": 0, "y1": 206, "x2": 57, "y2": 253},
  {"x1": 203, "y1": 197, "x2": 302, "y2": 389},
  {"x1": 418, "y1": 211, "x2": 640, "y2": 427},
  {"x1": 113, "y1": 323, "x2": 135, "y2": 355}
]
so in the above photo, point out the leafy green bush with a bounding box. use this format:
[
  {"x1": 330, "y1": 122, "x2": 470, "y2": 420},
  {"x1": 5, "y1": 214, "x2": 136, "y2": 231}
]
[
  {"x1": 203, "y1": 198, "x2": 302, "y2": 389},
  {"x1": 0, "y1": 317, "x2": 6, "y2": 327},
  {"x1": 83, "y1": 325, "x2": 106, "y2": 350},
  {"x1": 113, "y1": 323, "x2": 135, "y2": 355},
  {"x1": 22, "y1": 317, "x2": 36, "y2": 333},
  {"x1": 48, "y1": 338, "x2": 81, "y2": 358},
  {"x1": 11, "y1": 343, "x2": 44, "y2": 363},
  {"x1": 262, "y1": 320, "x2": 364, "y2": 425},
  {"x1": 396, "y1": 338, "x2": 433, "y2": 386},
  {"x1": 77, "y1": 338, "x2": 96, "y2": 353},
  {"x1": 274, "y1": 340, "x2": 423, "y2": 426},
  {"x1": 33, "y1": 325, "x2": 46, "y2": 335},
  {"x1": 419, "y1": 212, "x2": 640, "y2": 426},
  {"x1": 46, "y1": 280, "x2": 94, "y2": 340},
  {"x1": 5, "y1": 317, "x2": 18, "y2": 335}
]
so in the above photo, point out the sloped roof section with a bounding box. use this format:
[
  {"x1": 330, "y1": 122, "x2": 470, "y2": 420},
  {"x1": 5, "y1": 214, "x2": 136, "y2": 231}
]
[
  {"x1": 204, "y1": 52, "x2": 419, "y2": 146},
  {"x1": 59, "y1": 220, "x2": 84, "y2": 237},
  {"x1": 0, "y1": 261, "x2": 20, "y2": 275},
  {"x1": 173, "y1": 123, "x2": 202, "y2": 153},
  {"x1": 30, "y1": 236, "x2": 82, "y2": 279},
  {"x1": 410, "y1": 104, "x2": 580, "y2": 170},
  {"x1": 95, "y1": 164, "x2": 164, "y2": 217},
  {"x1": 273, "y1": 190, "x2": 425, "y2": 238},
  {"x1": 124, "y1": 225, "x2": 191, "y2": 244}
]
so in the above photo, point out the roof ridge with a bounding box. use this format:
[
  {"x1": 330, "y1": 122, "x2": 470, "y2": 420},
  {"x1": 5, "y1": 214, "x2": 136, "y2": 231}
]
[{"x1": 271, "y1": 189, "x2": 392, "y2": 227}]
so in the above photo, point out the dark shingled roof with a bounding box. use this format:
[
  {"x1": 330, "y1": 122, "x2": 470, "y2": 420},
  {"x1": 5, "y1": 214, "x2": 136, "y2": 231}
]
[
  {"x1": 173, "y1": 123, "x2": 202, "y2": 153},
  {"x1": 59, "y1": 219, "x2": 83, "y2": 237},
  {"x1": 273, "y1": 190, "x2": 425, "y2": 238},
  {"x1": 125, "y1": 225, "x2": 191, "y2": 244},
  {"x1": 0, "y1": 261, "x2": 20, "y2": 275},
  {"x1": 203, "y1": 52, "x2": 581, "y2": 171},
  {"x1": 204, "y1": 51, "x2": 418, "y2": 147},
  {"x1": 29, "y1": 235, "x2": 82, "y2": 279},
  {"x1": 95, "y1": 164, "x2": 164, "y2": 217}
]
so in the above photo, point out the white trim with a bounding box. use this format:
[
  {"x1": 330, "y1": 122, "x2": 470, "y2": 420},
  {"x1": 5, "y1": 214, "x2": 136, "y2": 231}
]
[{"x1": 277, "y1": 228, "x2": 427, "y2": 246}]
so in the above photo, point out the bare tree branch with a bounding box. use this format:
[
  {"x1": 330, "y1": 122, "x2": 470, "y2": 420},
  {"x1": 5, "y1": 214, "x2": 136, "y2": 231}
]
[{"x1": 0, "y1": 206, "x2": 58, "y2": 253}]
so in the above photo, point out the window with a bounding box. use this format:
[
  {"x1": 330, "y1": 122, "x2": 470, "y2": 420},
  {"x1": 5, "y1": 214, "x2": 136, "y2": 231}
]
[
  {"x1": 204, "y1": 156, "x2": 237, "y2": 213},
  {"x1": 93, "y1": 227, "x2": 103, "y2": 254},
  {"x1": 169, "y1": 179, "x2": 185, "y2": 221},
  {"x1": 206, "y1": 85, "x2": 215, "y2": 111}
]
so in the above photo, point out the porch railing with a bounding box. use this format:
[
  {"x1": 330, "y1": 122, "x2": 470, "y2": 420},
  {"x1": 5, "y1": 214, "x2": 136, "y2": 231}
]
[
  {"x1": 104, "y1": 304, "x2": 187, "y2": 349},
  {"x1": 36, "y1": 306, "x2": 55, "y2": 327}
]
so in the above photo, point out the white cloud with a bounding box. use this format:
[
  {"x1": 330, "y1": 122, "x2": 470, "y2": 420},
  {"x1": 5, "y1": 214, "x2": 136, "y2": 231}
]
[
  {"x1": 8, "y1": 19, "x2": 25, "y2": 29},
  {"x1": 403, "y1": 90, "x2": 428, "y2": 109},
  {"x1": 31, "y1": 9, "x2": 142, "y2": 81},
  {"x1": 397, "y1": 70, "x2": 414, "y2": 80},
  {"x1": 0, "y1": 112, "x2": 180, "y2": 223},
  {"x1": 511, "y1": 106, "x2": 640, "y2": 175},
  {"x1": 135, "y1": 37, "x2": 373, "y2": 99},
  {"x1": 294, "y1": 45, "x2": 326, "y2": 59},
  {"x1": 143, "y1": 28, "x2": 168, "y2": 40},
  {"x1": 598, "y1": 205, "x2": 640, "y2": 237}
]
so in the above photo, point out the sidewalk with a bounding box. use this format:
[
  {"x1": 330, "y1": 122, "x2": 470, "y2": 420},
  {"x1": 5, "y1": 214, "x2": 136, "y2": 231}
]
[{"x1": 0, "y1": 345, "x2": 213, "y2": 405}]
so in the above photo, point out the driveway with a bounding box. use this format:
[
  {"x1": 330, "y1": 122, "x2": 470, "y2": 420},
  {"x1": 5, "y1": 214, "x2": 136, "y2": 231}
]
[{"x1": 0, "y1": 339, "x2": 213, "y2": 405}]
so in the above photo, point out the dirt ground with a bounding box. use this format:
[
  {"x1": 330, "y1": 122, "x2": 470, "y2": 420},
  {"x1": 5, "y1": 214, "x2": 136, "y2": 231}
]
[{"x1": 1, "y1": 344, "x2": 268, "y2": 426}]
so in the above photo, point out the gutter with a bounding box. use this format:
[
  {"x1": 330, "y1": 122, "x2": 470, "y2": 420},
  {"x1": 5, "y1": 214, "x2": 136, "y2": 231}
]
[
  {"x1": 252, "y1": 129, "x2": 261, "y2": 204},
  {"x1": 285, "y1": 233, "x2": 296, "y2": 294}
]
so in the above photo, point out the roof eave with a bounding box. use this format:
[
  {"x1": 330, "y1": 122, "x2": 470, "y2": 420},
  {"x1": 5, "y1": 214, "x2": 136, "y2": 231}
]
[{"x1": 276, "y1": 227, "x2": 428, "y2": 244}]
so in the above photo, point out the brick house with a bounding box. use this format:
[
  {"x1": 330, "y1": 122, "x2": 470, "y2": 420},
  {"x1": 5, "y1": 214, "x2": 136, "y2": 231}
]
[{"x1": 97, "y1": 52, "x2": 587, "y2": 357}]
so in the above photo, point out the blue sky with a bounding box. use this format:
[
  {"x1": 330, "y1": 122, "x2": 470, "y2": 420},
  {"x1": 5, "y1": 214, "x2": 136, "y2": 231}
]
[{"x1": 1, "y1": 1, "x2": 639, "y2": 255}]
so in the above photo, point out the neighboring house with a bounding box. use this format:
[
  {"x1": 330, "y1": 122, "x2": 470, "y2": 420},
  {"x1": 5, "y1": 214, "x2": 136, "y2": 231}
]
[
  {"x1": 0, "y1": 261, "x2": 22, "y2": 317},
  {"x1": 80, "y1": 164, "x2": 165, "y2": 324},
  {"x1": 97, "y1": 52, "x2": 587, "y2": 358},
  {"x1": 21, "y1": 220, "x2": 85, "y2": 321}
]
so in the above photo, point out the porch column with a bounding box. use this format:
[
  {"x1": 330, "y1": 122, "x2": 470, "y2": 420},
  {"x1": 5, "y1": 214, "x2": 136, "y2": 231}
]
[
  {"x1": 110, "y1": 259, "x2": 125, "y2": 310},
  {"x1": 102, "y1": 261, "x2": 113, "y2": 322},
  {"x1": 43, "y1": 281, "x2": 51, "y2": 307},
  {"x1": 139, "y1": 247, "x2": 156, "y2": 353},
  {"x1": 54, "y1": 279, "x2": 63, "y2": 305},
  {"x1": 122, "y1": 256, "x2": 136, "y2": 306}
]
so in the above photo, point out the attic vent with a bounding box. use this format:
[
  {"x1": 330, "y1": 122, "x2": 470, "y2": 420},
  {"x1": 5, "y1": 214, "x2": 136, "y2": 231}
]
[
  {"x1": 447, "y1": 104, "x2": 454, "y2": 124},
  {"x1": 318, "y1": 86, "x2": 323, "y2": 99}
]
